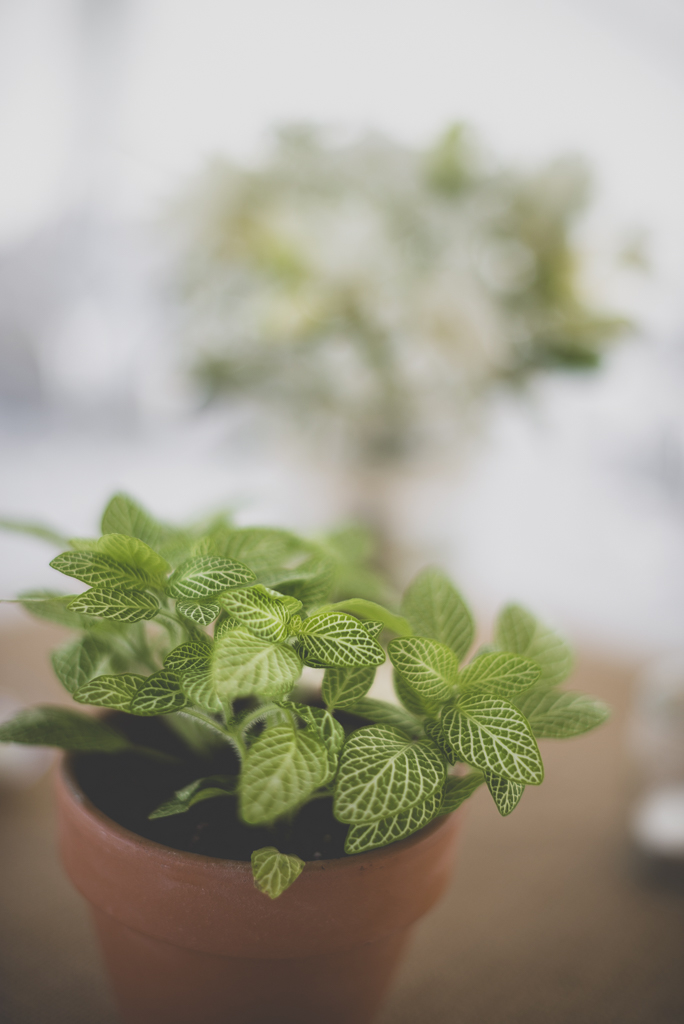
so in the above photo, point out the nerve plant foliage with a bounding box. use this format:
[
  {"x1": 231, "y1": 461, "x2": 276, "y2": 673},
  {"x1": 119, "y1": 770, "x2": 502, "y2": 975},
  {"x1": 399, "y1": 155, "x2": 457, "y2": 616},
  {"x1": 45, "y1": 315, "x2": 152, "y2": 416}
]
[
  {"x1": 173, "y1": 124, "x2": 624, "y2": 465},
  {"x1": 0, "y1": 495, "x2": 608, "y2": 898}
]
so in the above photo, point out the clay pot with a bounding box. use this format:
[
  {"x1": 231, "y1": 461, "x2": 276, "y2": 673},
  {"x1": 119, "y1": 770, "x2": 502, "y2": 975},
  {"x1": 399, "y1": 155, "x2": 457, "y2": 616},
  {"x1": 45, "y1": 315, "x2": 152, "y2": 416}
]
[{"x1": 55, "y1": 755, "x2": 461, "y2": 1024}]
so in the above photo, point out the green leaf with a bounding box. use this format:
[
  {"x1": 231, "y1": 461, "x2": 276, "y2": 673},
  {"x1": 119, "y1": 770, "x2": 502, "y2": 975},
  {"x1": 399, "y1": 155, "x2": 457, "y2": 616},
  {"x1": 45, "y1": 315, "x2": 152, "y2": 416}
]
[
  {"x1": 393, "y1": 670, "x2": 435, "y2": 716},
  {"x1": 334, "y1": 725, "x2": 446, "y2": 824},
  {"x1": 438, "y1": 771, "x2": 485, "y2": 814},
  {"x1": 362, "y1": 621, "x2": 384, "y2": 640},
  {"x1": 68, "y1": 587, "x2": 159, "y2": 623},
  {"x1": 168, "y1": 555, "x2": 255, "y2": 599},
  {"x1": 322, "y1": 665, "x2": 376, "y2": 710},
  {"x1": 164, "y1": 641, "x2": 212, "y2": 676},
  {"x1": 345, "y1": 697, "x2": 423, "y2": 737},
  {"x1": 73, "y1": 673, "x2": 142, "y2": 711},
  {"x1": 272, "y1": 556, "x2": 337, "y2": 612},
  {"x1": 513, "y1": 686, "x2": 610, "y2": 738},
  {"x1": 175, "y1": 600, "x2": 221, "y2": 625},
  {"x1": 345, "y1": 790, "x2": 443, "y2": 854},
  {"x1": 130, "y1": 671, "x2": 187, "y2": 716},
  {"x1": 17, "y1": 590, "x2": 101, "y2": 629},
  {"x1": 211, "y1": 629, "x2": 302, "y2": 703},
  {"x1": 440, "y1": 696, "x2": 544, "y2": 785},
  {"x1": 219, "y1": 585, "x2": 298, "y2": 642},
  {"x1": 77, "y1": 534, "x2": 171, "y2": 587},
  {"x1": 181, "y1": 670, "x2": 220, "y2": 713},
  {"x1": 149, "y1": 775, "x2": 237, "y2": 818},
  {"x1": 51, "y1": 635, "x2": 114, "y2": 694},
  {"x1": 50, "y1": 551, "x2": 150, "y2": 590},
  {"x1": 101, "y1": 493, "x2": 166, "y2": 549},
  {"x1": 251, "y1": 846, "x2": 305, "y2": 899},
  {"x1": 0, "y1": 517, "x2": 69, "y2": 546},
  {"x1": 401, "y1": 568, "x2": 474, "y2": 660},
  {"x1": 283, "y1": 702, "x2": 345, "y2": 783},
  {"x1": 388, "y1": 636, "x2": 458, "y2": 711},
  {"x1": 0, "y1": 706, "x2": 132, "y2": 752},
  {"x1": 458, "y1": 652, "x2": 541, "y2": 699},
  {"x1": 496, "y1": 605, "x2": 573, "y2": 688},
  {"x1": 297, "y1": 611, "x2": 385, "y2": 668},
  {"x1": 319, "y1": 599, "x2": 412, "y2": 637},
  {"x1": 240, "y1": 724, "x2": 329, "y2": 824},
  {"x1": 484, "y1": 771, "x2": 525, "y2": 816}
]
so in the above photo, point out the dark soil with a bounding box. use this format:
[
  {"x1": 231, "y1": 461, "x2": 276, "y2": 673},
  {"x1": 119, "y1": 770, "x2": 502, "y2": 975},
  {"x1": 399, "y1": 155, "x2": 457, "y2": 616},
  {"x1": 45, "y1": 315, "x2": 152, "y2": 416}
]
[{"x1": 73, "y1": 712, "x2": 351, "y2": 862}]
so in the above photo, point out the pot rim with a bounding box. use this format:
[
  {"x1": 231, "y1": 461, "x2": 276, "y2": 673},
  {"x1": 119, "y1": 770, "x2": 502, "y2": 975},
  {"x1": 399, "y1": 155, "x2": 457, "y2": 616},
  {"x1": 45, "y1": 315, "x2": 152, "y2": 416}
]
[{"x1": 59, "y1": 751, "x2": 453, "y2": 876}]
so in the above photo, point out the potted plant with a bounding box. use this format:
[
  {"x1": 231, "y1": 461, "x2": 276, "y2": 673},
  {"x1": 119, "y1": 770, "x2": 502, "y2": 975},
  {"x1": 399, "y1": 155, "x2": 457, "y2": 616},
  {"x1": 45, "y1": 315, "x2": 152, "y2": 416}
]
[{"x1": 0, "y1": 494, "x2": 608, "y2": 1024}]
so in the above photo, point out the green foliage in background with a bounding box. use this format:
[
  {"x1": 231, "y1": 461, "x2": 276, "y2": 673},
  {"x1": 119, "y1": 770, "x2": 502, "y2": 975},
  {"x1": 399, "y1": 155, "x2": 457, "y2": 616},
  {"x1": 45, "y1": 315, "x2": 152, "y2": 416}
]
[
  {"x1": 172, "y1": 124, "x2": 626, "y2": 466},
  {"x1": 0, "y1": 495, "x2": 608, "y2": 899}
]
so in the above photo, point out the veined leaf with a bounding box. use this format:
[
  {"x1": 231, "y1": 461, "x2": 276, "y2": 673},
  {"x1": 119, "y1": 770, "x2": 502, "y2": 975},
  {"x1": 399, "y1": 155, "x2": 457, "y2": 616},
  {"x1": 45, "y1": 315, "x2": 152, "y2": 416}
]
[
  {"x1": 240, "y1": 724, "x2": 329, "y2": 824},
  {"x1": 181, "y1": 670, "x2": 220, "y2": 712},
  {"x1": 101, "y1": 493, "x2": 166, "y2": 549},
  {"x1": 393, "y1": 670, "x2": 435, "y2": 716},
  {"x1": 296, "y1": 611, "x2": 385, "y2": 668},
  {"x1": 513, "y1": 686, "x2": 610, "y2": 738},
  {"x1": 345, "y1": 790, "x2": 443, "y2": 854},
  {"x1": 251, "y1": 847, "x2": 305, "y2": 899},
  {"x1": 149, "y1": 775, "x2": 237, "y2": 818},
  {"x1": 50, "y1": 551, "x2": 149, "y2": 590},
  {"x1": 401, "y1": 568, "x2": 474, "y2": 660},
  {"x1": 73, "y1": 673, "x2": 142, "y2": 711},
  {"x1": 219, "y1": 586, "x2": 297, "y2": 642},
  {"x1": 164, "y1": 641, "x2": 212, "y2": 676},
  {"x1": 441, "y1": 696, "x2": 544, "y2": 785},
  {"x1": 75, "y1": 534, "x2": 171, "y2": 587},
  {"x1": 458, "y1": 652, "x2": 540, "y2": 699},
  {"x1": 345, "y1": 697, "x2": 423, "y2": 738},
  {"x1": 334, "y1": 725, "x2": 446, "y2": 824},
  {"x1": 213, "y1": 615, "x2": 242, "y2": 639},
  {"x1": 484, "y1": 771, "x2": 525, "y2": 816},
  {"x1": 388, "y1": 636, "x2": 458, "y2": 710},
  {"x1": 168, "y1": 555, "x2": 255, "y2": 599},
  {"x1": 130, "y1": 671, "x2": 187, "y2": 716},
  {"x1": 438, "y1": 771, "x2": 485, "y2": 814},
  {"x1": 362, "y1": 620, "x2": 384, "y2": 640},
  {"x1": 274, "y1": 556, "x2": 336, "y2": 612},
  {"x1": 18, "y1": 590, "x2": 100, "y2": 629},
  {"x1": 0, "y1": 706, "x2": 132, "y2": 752},
  {"x1": 282, "y1": 702, "x2": 344, "y2": 783},
  {"x1": 176, "y1": 600, "x2": 221, "y2": 625},
  {"x1": 211, "y1": 629, "x2": 302, "y2": 702},
  {"x1": 51, "y1": 635, "x2": 114, "y2": 694},
  {"x1": 68, "y1": 587, "x2": 159, "y2": 623},
  {"x1": 316, "y1": 599, "x2": 412, "y2": 638},
  {"x1": 322, "y1": 665, "x2": 376, "y2": 710},
  {"x1": 496, "y1": 605, "x2": 573, "y2": 688}
]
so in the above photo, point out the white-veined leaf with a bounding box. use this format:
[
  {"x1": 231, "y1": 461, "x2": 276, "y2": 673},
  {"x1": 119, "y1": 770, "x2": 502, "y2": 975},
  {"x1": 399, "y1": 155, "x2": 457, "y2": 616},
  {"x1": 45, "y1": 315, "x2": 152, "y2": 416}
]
[
  {"x1": 212, "y1": 527, "x2": 308, "y2": 572},
  {"x1": 438, "y1": 771, "x2": 485, "y2": 814},
  {"x1": 175, "y1": 600, "x2": 221, "y2": 625},
  {"x1": 441, "y1": 696, "x2": 544, "y2": 785},
  {"x1": 496, "y1": 605, "x2": 573, "y2": 688},
  {"x1": 164, "y1": 641, "x2": 212, "y2": 676},
  {"x1": 167, "y1": 555, "x2": 255, "y2": 599},
  {"x1": 388, "y1": 636, "x2": 458, "y2": 711},
  {"x1": 68, "y1": 587, "x2": 159, "y2": 623},
  {"x1": 130, "y1": 670, "x2": 187, "y2": 716},
  {"x1": 73, "y1": 673, "x2": 142, "y2": 711},
  {"x1": 251, "y1": 846, "x2": 305, "y2": 899},
  {"x1": 322, "y1": 665, "x2": 376, "y2": 710},
  {"x1": 320, "y1": 599, "x2": 412, "y2": 637},
  {"x1": 297, "y1": 611, "x2": 385, "y2": 668},
  {"x1": 513, "y1": 686, "x2": 610, "y2": 738},
  {"x1": 458, "y1": 652, "x2": 541, "y2": 699},
  {"x1": 334, "y1": 725, "x2": 446, "y2": 824},
  {"x1": 0, "y1": 705, "x2": 132, "y2": 752},
  {"x1": 50, "y1": 551, "x2": 150, "y2": 590},
  {"x1": 484, "y1": 771, "x2": 525, "y2": 816},
  {"x1": 18, "y1": 590, "x2": 101, "y2": 629},
  {"x1": 240, "y1": 725, "x2": 329, "y2": 824},
  {"x1": 345, "y1": 790, "x2": 443, "y2": 854},
  {"x1": 78, "y1": 534, "x2": 171, "y2": 586},
  {"x1": 149, "y1": 775, "x2": 237, "y2": 818},
  {"x1": 219, "y1": 585, "x2": 297, "y2": 642},
  {"x1": 345, "y1": 697, "x2": 422, "y2": 737},
  {"x1": 272, "y1": 556, "x2": 336, "y2": 612},
  {"x1": 213, "y1": 615, "x2": 242, "y2": 639},
  {"x1": 282, "y1": 702, "x2": 345, "y2": 783},
  {"x1": 101, "y1": 493, "x2": 166, "y2": 549},
  {"x1": 181, "y1": 669, "x2": 220, "y2": 712},
  {"x1": 211, "y1": 629, "x2": 302, "y2": 702},
  {"x1": 401, "y1": 568, "x2": 474, "y2": 660}
]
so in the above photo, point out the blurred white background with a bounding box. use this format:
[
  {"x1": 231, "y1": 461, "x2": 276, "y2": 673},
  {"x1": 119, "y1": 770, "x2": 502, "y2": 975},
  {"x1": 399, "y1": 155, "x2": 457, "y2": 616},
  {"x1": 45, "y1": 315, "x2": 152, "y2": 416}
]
[{"x1": 2, "y1": 0, "x2": 684, "y2": 655}]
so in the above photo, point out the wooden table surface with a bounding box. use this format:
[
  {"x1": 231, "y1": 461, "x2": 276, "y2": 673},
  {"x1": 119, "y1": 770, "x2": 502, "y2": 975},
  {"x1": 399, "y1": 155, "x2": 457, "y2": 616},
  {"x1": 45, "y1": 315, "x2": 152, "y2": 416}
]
[{"x1": 1, "y1": 621, "x2": 683, "y2": 1024}]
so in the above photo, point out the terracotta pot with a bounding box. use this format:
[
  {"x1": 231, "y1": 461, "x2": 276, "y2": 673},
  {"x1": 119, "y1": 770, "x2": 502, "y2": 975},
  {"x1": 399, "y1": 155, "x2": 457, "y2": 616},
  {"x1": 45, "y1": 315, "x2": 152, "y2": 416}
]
[{"x1": 55, "y1": 755, "x2": 461, "y2": 1024}]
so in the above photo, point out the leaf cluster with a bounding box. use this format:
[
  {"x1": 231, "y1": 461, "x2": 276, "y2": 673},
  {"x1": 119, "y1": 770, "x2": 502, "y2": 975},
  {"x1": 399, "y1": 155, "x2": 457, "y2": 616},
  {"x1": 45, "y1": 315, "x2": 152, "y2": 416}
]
[{"x1": 0, "y1": 495, "x2": 609, "y2": 898}]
